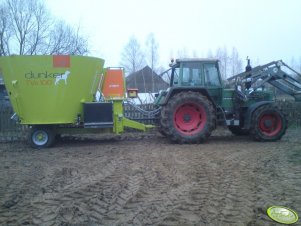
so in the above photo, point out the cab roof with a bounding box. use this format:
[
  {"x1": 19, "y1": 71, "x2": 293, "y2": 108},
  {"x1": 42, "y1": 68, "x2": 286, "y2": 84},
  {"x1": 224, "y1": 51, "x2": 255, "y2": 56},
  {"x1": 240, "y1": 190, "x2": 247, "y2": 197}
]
[{"x1": 176, "y1": 58, "x2": 219, "y2": 63}]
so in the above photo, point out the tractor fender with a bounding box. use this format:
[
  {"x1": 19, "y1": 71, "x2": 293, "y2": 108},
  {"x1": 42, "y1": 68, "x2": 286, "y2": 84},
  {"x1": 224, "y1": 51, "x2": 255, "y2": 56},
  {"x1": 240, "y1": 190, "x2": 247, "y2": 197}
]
[
  {"x1": 243, "y1": 101, "x2": 273, "y2": 129},
  {"x1": 160, "y1": 87, "x2": 216, "y2": 107}
]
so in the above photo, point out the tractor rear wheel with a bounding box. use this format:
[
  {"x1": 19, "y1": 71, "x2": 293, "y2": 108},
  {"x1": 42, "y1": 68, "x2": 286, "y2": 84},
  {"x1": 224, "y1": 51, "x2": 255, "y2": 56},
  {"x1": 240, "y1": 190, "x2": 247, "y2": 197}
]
[
  {"x1": 28, "y1": 126, "x2": 55, "y2": 148},
  {"x1": 251, "y1": 104, "x2": 287, "y2": 141},
  {"x1": 158, "y1": 107, "x2": 169, "y2": 137},
  {"x1": 160, "y1": 91, "x2": 215, "y2": 143}
]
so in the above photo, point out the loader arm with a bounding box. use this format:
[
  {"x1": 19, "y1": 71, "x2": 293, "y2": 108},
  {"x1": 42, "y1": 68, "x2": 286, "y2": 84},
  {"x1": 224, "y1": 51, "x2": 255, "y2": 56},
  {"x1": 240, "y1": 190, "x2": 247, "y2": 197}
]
[{"x1": 228, "y1": 60, "x2": 301, "y2": 101}]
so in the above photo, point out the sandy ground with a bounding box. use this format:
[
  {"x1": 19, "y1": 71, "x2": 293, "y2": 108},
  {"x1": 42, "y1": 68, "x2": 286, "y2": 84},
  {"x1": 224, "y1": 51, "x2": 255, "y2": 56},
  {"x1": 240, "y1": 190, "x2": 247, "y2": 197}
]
[{"x1": 0, "y1": 128, "x2": 300, "y2": 226}]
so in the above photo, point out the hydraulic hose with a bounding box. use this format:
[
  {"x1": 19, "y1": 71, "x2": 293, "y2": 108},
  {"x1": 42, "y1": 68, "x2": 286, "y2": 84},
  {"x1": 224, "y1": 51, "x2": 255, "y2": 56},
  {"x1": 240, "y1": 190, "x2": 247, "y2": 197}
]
[{"x1": 124, "y1": 99, "x2": 161, "y2": 117}]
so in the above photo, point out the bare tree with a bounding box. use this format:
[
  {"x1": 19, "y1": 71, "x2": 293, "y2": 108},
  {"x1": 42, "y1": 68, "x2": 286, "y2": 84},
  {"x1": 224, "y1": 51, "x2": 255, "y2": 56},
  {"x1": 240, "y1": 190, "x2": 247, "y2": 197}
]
[
  {"x1": 120, "y1": 36, "x2": 145, "y2": 75},
  {"x1": 290, "y1": 56, "x2": 297, "y2": 71},
  {"x1": 47, "y1": 21, "x2": 88, "y2": 55},
  {"x1": 215, "y1": 46, "x2": 229, "y2": 79},
  {"x1": 229, "y1": 47, "x2": 242, "y2": 77},
  {"x1": 6, "y1": 0, "x2": 50, "y2": 55},
  {"x1": 145, "y1": 33, "x2": 159, "y2": 72},
  {"x1": 0, "y1": 0, "x2": 89, "y2": 56},
  {"x1": 207, "y1": 46, "x2": 243, "y2": 79},
  {"x1": 145, "y1": 33, "x2": 159, "y2": 92},
  {"x1": 207, "y1": 49, "x2": 214, "y2": 58},
  {"x1": 176, "y1": 47, "x2": 189, "y2": 58},
  {"x1": 0, "y1": 4, "x2": 12, "y2": 56},
  {"x1": 192, "y1": 50, "x2": 199, "y2": 58}
]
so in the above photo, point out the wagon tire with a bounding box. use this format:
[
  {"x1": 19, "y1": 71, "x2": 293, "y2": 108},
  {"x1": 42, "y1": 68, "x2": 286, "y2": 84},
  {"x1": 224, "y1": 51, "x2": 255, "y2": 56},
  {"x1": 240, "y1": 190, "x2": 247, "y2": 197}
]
[{"x1": 28, "y1": 126, "x2": 55, "y2": 148}]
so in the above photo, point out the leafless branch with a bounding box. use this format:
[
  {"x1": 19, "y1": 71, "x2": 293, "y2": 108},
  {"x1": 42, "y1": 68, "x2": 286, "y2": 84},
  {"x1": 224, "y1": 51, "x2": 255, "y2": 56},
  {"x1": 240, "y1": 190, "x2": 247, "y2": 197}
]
[
  {"x1": 120, "y1": 36, "x2": 145, "y2": 74},
  {"x1": 0, "y1": 0, "x2": 89, "y2": 56}
]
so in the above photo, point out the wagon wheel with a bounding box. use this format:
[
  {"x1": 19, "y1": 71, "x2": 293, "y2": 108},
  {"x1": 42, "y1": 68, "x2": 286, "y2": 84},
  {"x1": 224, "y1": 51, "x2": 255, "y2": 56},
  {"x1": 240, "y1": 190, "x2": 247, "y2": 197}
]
[
  {"x1": 161, "y1": 91, "x2": 215, "y2": 143},
  {"x1": 28, "y1": 126, "x2": 55, "y2": 148},
  {"x1": 251, "y1": 104, "x2": 287, "y2": 141}
]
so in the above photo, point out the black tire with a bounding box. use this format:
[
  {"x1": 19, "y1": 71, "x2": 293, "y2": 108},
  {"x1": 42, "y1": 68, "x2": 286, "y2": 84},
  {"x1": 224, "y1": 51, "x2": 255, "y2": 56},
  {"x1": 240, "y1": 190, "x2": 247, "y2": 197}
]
[
  {"x1": 161, "y1": 91, "x2": 215, "y2": 144},
  {"x1": 228, "y1": 126, "x2": 250, "y2": 136},
  {"x1": 250, "y1": 104, "x2": 287, "y2": 141},
  {"x1": 158, "y1": 124, "x2": 168, "y2": 137},
  {"x1": 158, "y1": 107, "x2": 169, "y2": 137},
  {"x1": 28, "y1": 126, "x2": 55, "y2": 148}
]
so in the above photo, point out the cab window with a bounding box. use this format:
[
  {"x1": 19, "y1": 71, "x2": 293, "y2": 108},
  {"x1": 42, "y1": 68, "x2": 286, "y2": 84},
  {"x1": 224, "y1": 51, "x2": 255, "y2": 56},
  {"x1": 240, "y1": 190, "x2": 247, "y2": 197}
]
[
  {"x1": 180, "y1": 62, "x2": 202, "y2": 86},
  {"x1": 204, "y1": 63, "x2": 221, "y2": 87}
]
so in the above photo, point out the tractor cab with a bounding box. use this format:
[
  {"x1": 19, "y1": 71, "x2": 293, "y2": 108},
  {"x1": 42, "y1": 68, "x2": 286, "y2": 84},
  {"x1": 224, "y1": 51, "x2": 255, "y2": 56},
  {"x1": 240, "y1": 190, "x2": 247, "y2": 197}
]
[
  {"x1": 155, "y1": 58, "x2": 224, "y2": 106},
  {"x1": 170, "y1": 58, "x2": 223, "y2": 88}
]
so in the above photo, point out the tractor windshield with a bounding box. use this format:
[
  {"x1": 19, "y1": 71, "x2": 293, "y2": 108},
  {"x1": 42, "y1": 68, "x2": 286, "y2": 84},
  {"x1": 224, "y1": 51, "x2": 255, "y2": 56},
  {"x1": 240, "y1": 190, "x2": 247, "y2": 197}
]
[{"x1": 171, "y1": 62, "x2": 202, "y2": 86}]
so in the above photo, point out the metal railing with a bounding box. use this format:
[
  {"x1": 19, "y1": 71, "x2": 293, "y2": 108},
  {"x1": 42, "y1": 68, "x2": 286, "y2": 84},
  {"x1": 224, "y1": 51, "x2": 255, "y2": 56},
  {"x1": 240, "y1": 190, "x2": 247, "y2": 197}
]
[
  {"x1": 123, "y1": 102, "x2": 159, "y2": 125},
  {"x1": 0, "y1": 103, "x2": 27, "y2": 142},
  {"x1": 276, "y1": 100, "x2": 301, "y2": 127}
]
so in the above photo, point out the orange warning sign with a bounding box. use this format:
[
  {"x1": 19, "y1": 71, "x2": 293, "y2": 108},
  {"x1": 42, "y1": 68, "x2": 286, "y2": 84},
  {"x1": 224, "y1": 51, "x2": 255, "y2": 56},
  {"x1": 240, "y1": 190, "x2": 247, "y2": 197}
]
[
  {"x1": 53, "y1": 55, "x2": 70, "y2": 68},
  {"x1": 102, "y1": 68, "x2": 125, "y2": 98}
]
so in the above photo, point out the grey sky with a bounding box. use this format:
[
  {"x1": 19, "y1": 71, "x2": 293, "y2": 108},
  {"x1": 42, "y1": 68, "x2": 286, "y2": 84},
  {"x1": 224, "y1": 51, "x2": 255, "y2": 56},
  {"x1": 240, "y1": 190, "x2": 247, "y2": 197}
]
[{"x1": 45, "y1": 0, "x2": 301, "y2": 68}]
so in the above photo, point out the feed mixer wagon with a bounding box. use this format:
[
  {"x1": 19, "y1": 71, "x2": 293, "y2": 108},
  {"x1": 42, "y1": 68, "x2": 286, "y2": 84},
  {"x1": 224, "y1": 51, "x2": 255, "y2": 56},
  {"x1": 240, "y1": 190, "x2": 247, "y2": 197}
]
[{"x1": 0, "y1": 55, "x2": 153, "y2": 148}]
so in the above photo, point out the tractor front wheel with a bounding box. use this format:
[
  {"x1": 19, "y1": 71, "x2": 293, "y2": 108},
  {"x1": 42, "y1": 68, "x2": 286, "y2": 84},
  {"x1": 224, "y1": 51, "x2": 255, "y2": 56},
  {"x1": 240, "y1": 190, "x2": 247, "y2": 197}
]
[
  {"x1": 28, "y1": 126, "x2": 55, "y2": 148},
  {"x1": 251, "y1": 104, "x2": 287, "y2": 141},
  {"x1": 160, "y1": 91, "x2": 215, "y2": 143}
]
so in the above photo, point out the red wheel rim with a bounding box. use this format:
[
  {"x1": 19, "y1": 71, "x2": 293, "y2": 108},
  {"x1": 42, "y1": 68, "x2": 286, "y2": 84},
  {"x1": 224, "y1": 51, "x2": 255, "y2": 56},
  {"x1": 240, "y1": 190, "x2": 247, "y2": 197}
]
[
  {"x1": 173, "y1": 102, "x2": 206, "y2": 135},
  {"x1": 258, "y1": 113, "x2": 282, "y2": 137}
]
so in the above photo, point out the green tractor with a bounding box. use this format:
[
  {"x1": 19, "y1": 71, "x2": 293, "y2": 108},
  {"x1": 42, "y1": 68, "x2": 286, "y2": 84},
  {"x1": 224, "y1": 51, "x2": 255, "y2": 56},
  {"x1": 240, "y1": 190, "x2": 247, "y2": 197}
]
[{"x1": 154, "y1": 58, "x2": 301, "y2": 143}]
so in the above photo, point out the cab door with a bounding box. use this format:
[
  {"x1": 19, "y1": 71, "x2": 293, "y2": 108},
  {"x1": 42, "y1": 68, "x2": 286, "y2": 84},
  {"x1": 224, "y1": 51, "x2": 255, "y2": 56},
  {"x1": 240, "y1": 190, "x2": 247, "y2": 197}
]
[{"x1": 202, "y1": 62, "x2": 223, "y2": 105}]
